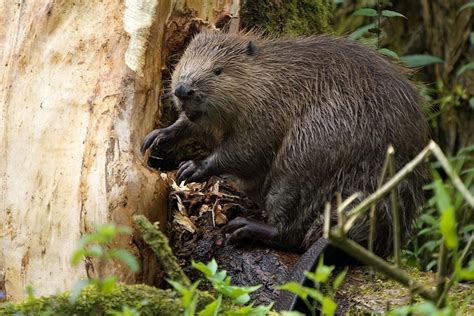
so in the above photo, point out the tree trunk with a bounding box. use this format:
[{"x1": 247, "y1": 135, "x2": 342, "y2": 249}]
[{"x1": 0, "y1": 0, "x2": 237, "y2": 301}]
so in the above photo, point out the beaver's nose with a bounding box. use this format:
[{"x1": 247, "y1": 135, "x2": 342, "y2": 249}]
[{"x1": 174, "y1": 83, "x2": 195, "y2": 100}]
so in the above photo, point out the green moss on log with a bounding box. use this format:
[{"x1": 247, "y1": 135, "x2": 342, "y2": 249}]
[
  {"x1": 0, "y1": 285, "x2": 213, "y2": 315},
  {"x1": 240, "y1": 0, "x2": 333, "y2": 36},
  {"x1": 134, "y1": 215, "x2": 191, "y2": 287}
]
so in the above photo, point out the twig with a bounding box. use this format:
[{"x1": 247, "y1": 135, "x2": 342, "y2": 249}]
[
  {"x1": 344, "y1": 143, "x2": 432, "y2": 232},
  {"x1": 435, "y1": 240, "x2": 449, "y2": 307},
  {"x1": 339, "y1": 193, "x2": 361, "y2": 234},
  {"x1": 458, "y1": 234, "x2": 474, "y2": 269},
  {"x1": 430, "y1": 142, "x2": 474, "y2": 208},
  {"x1": 369, "y1": 146, "x2": 391, "y2": 277},
  {"x1": 323, "y1": 202, "x2": 332, "y2": 239},
  {"x1": 387, "y1": 145, "x2": 401, "y2": 267}
]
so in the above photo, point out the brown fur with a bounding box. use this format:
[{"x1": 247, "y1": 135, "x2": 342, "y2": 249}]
[{"x1": 148, "y1": 31, "x2": 430, "y2": 257}]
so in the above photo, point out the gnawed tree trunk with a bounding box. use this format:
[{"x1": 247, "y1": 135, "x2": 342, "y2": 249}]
[{"x1": 0, "y1": 0, "x2": 237, "y2": 301}]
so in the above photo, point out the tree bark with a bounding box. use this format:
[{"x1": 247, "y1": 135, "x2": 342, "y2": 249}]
[{"x1": 0, "y1": 0, "x2": 237, "y2": 301}]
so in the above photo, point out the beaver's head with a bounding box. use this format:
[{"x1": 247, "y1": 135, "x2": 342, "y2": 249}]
[{"x1": 171, "y1": 31, "x2": 259, "y2": 123}]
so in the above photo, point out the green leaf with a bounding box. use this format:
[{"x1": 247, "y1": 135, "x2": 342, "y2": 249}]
[
  {"x1": 322, "y1": 297, "x2": 337, "y2": 316},
  {"x1": 349, "y1": 23, "x2": 376, "y2": 40},
  {"x1": 223, "y1": 275, "x2": 232, "y2": 286},
  {"x1": 223, "y1": 305, "x2": 253, "y2": 315},
  {"x1": 400, "y1": 54, "x2": 443, "y2": 67},
  {"x1": 333, "y1": 268, "x2": 348, "y2": 291},
  {"x1": 233, "y1": 294, "x2": 251, "y2": 305},
  {"x1": 418, "y1": 227, "x2": 437, "y2": 236},
  {"x1": 108, "y1": 249, "x2": 139, "y2": 273},
  {"x1": 378, "y1": 48, "x2": 399, "y2": 59},
  {"x1": 82, "y1": 224, "x2": 131, "y2": 246},
  {"x1": 198, "y1": 296, "x2": 222, "y2": 316},
  {"x1": 456, "y1": 62, "x2": 474, "y2": 76},
  {"x1": 411, "y1": 302, "x2": 441, "y2": 315},
  {"x1": 88, "y1": 244, "x2": 104, "y2": 257},
  {"x1": 249, "y1": 304, "x2": 274, "y2": 315},
  {"x1": 217, "y1": 284, "x2": 261, "y2": 302},
  {"x1": 77, "y1": 234, "x2": 97, "y2": 248},
  {"x1": 440, "y1": 210, "x2": 458, "y2": 249},
  {"x1": 419, "y1": 240, "x2": 441, "y2": 253},
  {"x1": 69, "y1": 279, "x2": 89, "y2": 303},
  {"x1": 306, "y1": 288, "x2": 324, "y2": 303},
  {"x1": 431, "y1": 174, "x2": 452, "y2": 212},
  {"x1": 207, "y1": 259, "x2": 218, "y2": 275},
  {"x1": 192, "y1": 261, "x2": 213, "y2": 277},
  {"x1": 185, "y1": 295, "x2": 198, "y2": 316},
  {"x1": 169, "y1": 280, "x2": 200, "y2": 311},
  {"x1": 167, "y1": 279, "x2": 187, "y2": 295},
  {"x1": 353, "y1": 8, "x2": 378, "y2": 17},
  {"x1": 209, "y1": 270, "x2": 227, "y2": 283},
  {"x1": 276, "y1": 282, "x2": 309, "y2": 300},
  {"x1": 313, "y1": 258, "x2": 335, "y2": 283},
  {"x1": 432, "y1": 171, "x2": 458, "y2": 249},
  {"x1": 223, "y1": 304, "x2": 272, "y2": 316},
  {"x1": 100, "y1": 276, "x2": 118, "y2": 294},
  {"x1": 382, "y1": 10, "x2": 407, "y2": 19},
  {"x1": 461, "y1": 224, "x2": 474, "y2": 233},
  {"x1": 71, "y1": 249, "x2": 87, "y2": 265},
  {"x1": 281, "y1": 312, "x2": 306, "y2": 316},
  {"x1": 457, "y1": 260, "x2": 474, "y2": 281},
  {"x1": 459, "y1": 1, "x2": 474, "y2": 12}
]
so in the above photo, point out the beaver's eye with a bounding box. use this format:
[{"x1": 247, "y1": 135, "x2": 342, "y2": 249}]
[{"x1": 213, "y1": 67, "x2": 223, "y2": 76}]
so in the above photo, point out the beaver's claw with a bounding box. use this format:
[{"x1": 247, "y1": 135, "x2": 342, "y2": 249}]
[
  {"x1": 141, "y1": 129, "x2": 172, "y2": 154},
  {"x1": 176, "y1": 160, "x2": 212, "y2": 185}
]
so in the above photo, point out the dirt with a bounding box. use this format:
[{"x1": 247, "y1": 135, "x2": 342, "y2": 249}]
[{"x1": 159, "y1": 172, "x2": 301, "y2": 305}]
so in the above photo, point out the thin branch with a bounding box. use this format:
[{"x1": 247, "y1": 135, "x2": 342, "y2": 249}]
[
  {"x1": 339, "y1": 193, "x2": 361, "y2": 234},
  {"x1": 323, "y1": 202, "x2": 332, "y2": 239},
  {"x1": 430, "y1": 142, "x2": 474, "y2": 208},
  {"x1": 435, "y1": 240, "x2": 449, "y2": 307},
  {"x1": 369, "y1": 145, "x2": 392, "y2": 276},
  {"x1": 345, "y1": 144, "x2": 432, "y2": 232},
  {"x1": 387, "y1": 145, "x2": 401, "y2": 267}
]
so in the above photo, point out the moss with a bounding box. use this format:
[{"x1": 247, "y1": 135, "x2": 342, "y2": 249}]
[
  {"x1": 134, "y1": 215, "x2": 191, "y2": 287},
  {"x1": 0, "y1": 285, "x2": 223, "y2": 315},
  {"x1": 338, "y1": 266, "x2": 473, "y2": 314},
  {"x1": 0, "y1": 285, "x2": 185, "y2": 315},
  {"x1": 240, "y1": 0, "x2": 333, "y2": 36},
  {"x1": 0, "y1": 284, "x2": 278, "y2": 315}
]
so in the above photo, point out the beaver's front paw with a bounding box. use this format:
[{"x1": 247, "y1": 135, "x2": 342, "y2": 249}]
[
  {"x1": 140, "y1": 128, "x2": 173, "y2": 154},
  {"x1": 176, "y1": 159, "x2": 212, "y2": 184}
]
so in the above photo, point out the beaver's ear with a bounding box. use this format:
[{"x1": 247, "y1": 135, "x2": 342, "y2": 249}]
[{"x1": 246, "y1": 41, "x2": 258, "y2": 56}]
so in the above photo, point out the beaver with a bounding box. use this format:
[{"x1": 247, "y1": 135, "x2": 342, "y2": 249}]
[{"x1": 141, "y1": 31, "x2": 429, "y2": 260}]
